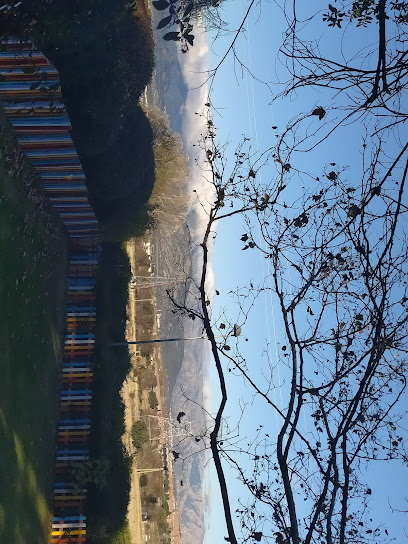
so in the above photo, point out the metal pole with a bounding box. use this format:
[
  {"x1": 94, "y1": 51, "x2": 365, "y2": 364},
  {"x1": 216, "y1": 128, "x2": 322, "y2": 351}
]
[
  {"x1": 110, "y1": 336, "x2": 205, "y2": 347},
  {"x1": 110, "y1": 326, "x2": 241, "y2": 347}
]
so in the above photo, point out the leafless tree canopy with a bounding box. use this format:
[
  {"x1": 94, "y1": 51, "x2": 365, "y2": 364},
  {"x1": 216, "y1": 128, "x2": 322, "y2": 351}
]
[
  {"x1": 161, "y1": 2, "x2": 408, "y2": 544},
  {"x1": 168, "y1": 106, "x2": 408, "y2": 543}
]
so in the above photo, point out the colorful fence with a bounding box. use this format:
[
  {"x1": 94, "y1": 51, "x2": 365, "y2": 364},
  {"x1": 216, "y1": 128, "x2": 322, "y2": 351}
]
[{"x1": 0, "y1": 41, "x2": 99, "y2": 544}]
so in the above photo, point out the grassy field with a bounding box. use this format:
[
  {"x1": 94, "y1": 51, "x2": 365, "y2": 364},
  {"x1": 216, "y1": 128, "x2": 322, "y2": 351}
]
[{"x1": 0, "y1": 112, "x2": 67, "y2": 544}]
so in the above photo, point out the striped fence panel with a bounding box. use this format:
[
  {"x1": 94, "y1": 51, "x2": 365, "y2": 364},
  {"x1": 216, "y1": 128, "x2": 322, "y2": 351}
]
[{"x1": 0, "y1": 40, "x2": 102, "y2": 544}]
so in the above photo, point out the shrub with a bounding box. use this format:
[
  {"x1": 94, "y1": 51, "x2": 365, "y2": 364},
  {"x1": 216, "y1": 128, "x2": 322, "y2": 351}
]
[
  {"x1": 148, "y1": 390, "x2": 158, "y2": 409},
  {"x1": 131, "y1": 420, "x2": 149, "y2": 449}
]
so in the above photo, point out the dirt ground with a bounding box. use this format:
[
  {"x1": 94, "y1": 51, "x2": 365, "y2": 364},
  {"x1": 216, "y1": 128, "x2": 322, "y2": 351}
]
[
  {"x1": 121, "y1": 239, "x2": 181, "y2": 544},
  {"x1": 121, "y1": 239, "x2": 143, "y2": 544}
]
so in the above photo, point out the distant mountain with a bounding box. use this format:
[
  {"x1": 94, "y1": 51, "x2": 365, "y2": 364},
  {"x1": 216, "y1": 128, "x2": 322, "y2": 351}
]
[
  {"x1": 153, "y1": 267, "x2": 208, "y2": 544},
  {"x1": 148, "y1": 20, "x2": 209, "y2": 544},
  {"x1": 148, "y1": 9, "x2": 188, "y2": 135},
  {"x1": 170, "y1": 329, "x2": 210, "y2": 544}
]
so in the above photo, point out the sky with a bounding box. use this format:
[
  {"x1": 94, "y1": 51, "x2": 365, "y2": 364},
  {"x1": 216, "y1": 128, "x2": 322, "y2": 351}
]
[
  {"x1": 170, "y1": 1, "x2": 408, "y2": 543},
  {"x1": 198, "y1": 5, "x2": 291, "y2": 539}
]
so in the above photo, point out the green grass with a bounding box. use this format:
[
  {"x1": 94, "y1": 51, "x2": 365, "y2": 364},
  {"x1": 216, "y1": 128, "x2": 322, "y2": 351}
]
[
  {"x1": 0, "y1": 112, "x2": 67, "y2": 544},
  {"x1": 112, "y1": 522, "x2": 131, "y2": 544}
]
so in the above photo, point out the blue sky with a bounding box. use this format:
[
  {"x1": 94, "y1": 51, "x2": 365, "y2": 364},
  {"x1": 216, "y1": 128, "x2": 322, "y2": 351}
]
[
  {"x1": 178, "y1": 1, "x2": 408, "y2": 543},
  {"x1": 171, "y1": 1, "x2": 408, "y2": 542}
]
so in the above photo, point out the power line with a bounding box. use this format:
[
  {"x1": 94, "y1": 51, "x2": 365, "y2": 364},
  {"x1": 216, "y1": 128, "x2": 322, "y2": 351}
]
[{"x1": 239, "y1": 0, "x2": 283, "y2": 420}]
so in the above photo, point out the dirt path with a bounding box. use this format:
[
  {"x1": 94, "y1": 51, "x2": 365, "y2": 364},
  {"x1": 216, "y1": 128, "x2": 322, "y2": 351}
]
[{"x1": 121, "y1": 240, "x2": 143, "y2": 544}]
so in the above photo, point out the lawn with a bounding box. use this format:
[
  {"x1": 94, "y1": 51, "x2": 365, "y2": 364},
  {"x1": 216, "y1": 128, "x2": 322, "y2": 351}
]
[{"x1": 0, "y1": 112, "x2": 67, "y2": 544}]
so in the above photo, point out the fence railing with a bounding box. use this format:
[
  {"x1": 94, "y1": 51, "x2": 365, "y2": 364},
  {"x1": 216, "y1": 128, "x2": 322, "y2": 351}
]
[{"x1": 0, "y1": 40, "x2": 100, "y2": 544}]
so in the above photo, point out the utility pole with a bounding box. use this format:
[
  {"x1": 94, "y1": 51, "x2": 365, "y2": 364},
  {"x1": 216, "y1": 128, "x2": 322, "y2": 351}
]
[{"x1": 111, "y1": 325, "x2": 241, "y2": 347}]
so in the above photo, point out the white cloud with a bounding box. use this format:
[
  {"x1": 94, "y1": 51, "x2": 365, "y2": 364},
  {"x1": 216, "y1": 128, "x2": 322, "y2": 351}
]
[
  {"x1": 174, "y1": 31, "x2": 219, "y2": 543},
  {"x1": 178, "y1": 29, "x2": 216, "y2": 307}
]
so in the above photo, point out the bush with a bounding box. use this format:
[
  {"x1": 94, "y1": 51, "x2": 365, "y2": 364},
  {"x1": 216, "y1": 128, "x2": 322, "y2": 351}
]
[
  {"x1": 162, "y1": 497, "x2": 170, "y2": 516},
  {"x1": 148, "y1": 390, "x2": 158, "y2": 410},
  {"x1": 140, "y1": 474, "x2": 148, "y2": 487},
  {"x1": 146, "y1": 494, "x2": 157, "y2": 504},
  {"x1": 70, "y1": 457, "x2": 110, "y2": 491},
  {"x1": 131, "y1": 420, "x2": 149, "y2": 449},
  {"x1": 140, "y1": 343, "x2": 154, "y2": 358},
  {"x1": 155, "y1": 506, "x2": 170, "y2": 534},
  {"x1": 138, "y1": 368, "x2": 157, "y2": 390}
]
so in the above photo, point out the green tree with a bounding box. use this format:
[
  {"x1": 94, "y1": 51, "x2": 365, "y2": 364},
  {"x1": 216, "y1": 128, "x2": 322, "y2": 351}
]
[
  {"x1": 70, "y1": 457, "x2": 111, "y2": 491},
  {"x1": 137, "y1": 367, "x2": 158, "y2": 390},
  {"x1": 87, "y1": 522, "x2": 110, "y2": 544},
  {"x1": 148, "y1": 390, "x2": 158, "y2": 409},
  {"x1": 131, "y1": 420, "x2": 149, "y2": 449},
  {"x1": 146, "y1": 494, "x2": 157, "y2": 504},
  {"x1": 155, "y1": 506, "x2": 170, "y2": 535},
  {"x1": 79, "y1": 107, "x2": 155, "y2": 202},
  {"x1": 140, "y1": 343, "x2": 154, "y2": 358},
  {"x1": 153, "y1": 0, "x2": 226, "y2": 49}
]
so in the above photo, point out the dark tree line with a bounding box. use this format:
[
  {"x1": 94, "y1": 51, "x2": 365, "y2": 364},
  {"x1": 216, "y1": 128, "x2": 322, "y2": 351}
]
[{"x1": 1, "y1": 0, "x2": 156, "y2": 240}]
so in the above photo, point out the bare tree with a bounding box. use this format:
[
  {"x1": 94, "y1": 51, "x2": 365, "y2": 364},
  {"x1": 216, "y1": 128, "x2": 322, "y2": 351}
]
[
  {"x1": 167, "y1": 108, "x2": 408, "y2": 544},
  {"x1": 279, "y1": 1, "x2": 408, "y2": 105},
  {"x1": 154, "y1": 0, "x2": 408, "y2": 133},
  {"x1": 147, "y1": 105, "x2": 190, "y2": 235},
  {"x1": 149, "y1": 2, "x2": 408, "y2": 542},
  {"x1": 269, "y1": 0, "x2": 408, "y2": 157}
]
